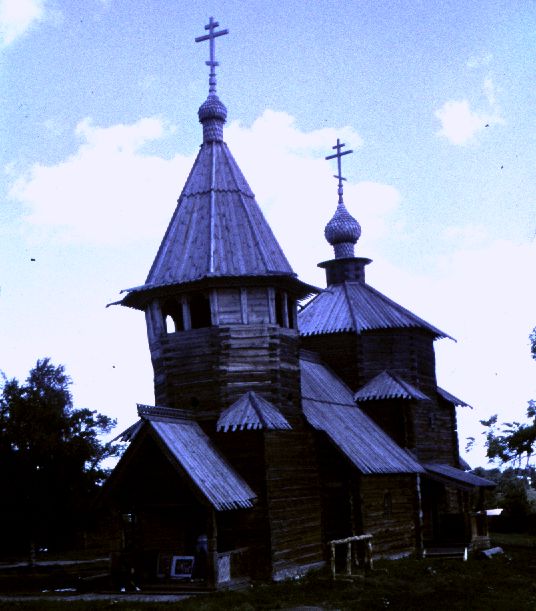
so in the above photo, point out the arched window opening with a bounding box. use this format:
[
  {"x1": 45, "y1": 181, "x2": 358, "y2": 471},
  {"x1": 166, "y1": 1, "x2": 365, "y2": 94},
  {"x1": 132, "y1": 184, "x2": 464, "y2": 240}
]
[
  {"x1": 275, "y1": 291, "x2": 285, "y2": 327},
  {"x1": 287, "y1": 295, "x2": 296, "y2": 329},
  {"x1": 161, "y1": 298, "x2": 184, "y2": 333},
  {"x1": 190, "y1": 292, "x2": 212, "y2": 329}
]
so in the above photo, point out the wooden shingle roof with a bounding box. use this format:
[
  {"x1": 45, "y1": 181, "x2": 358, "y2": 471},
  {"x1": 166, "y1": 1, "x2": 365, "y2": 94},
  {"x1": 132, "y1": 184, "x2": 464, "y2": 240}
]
[
  {"x1": 354, "y1": 371, "x2": 430, "y2": 402},
  {"x1": 119, "y1": 136, "x2": 318, "y2": 309},
  {"x1": 299, "y1": 281, "x2": 451, "y2": 340},
  {"x1": 424, "y1": 463, "x2": 495, "y2": 489},
  {"x1": 217, "y1": 391, "x2": 291, "y2": 432},
  {"x1": 300, "y1": 356, "x2": 423, "y2": 474},
  {"x1": 437, "y1": 386, "x2": 472, "y2": 408},
  {"x1": 150, "y1": 419, "x2": 256, "y2": 510}
]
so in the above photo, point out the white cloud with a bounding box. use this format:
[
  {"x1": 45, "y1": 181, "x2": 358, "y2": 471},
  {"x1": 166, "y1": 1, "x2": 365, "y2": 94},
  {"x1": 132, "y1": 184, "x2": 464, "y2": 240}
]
[
  {"x1": 435, "y1": 99, "x2": 502, "y2": 145},
  {"x1": 466, "y1": 53, "x2": 493, "y2": 69},
  {"x1": 226, "y1": 110, "x2": 397, "y2": 281},
  {"x1": 442, "y1": 224, "x2": 489, "y2": 247},
  {"x1": 435, "y1": 75, "x2": 504, "y2": 145},
  {"x1": 0, "y1": 0, "x2": 44, "y2": 47},
  {"x1": 9, "y1": 117, "x2": 194, "y2": 244},
  {"x1": 9, "y1": 109, "x2": 398, "y2": 271}
]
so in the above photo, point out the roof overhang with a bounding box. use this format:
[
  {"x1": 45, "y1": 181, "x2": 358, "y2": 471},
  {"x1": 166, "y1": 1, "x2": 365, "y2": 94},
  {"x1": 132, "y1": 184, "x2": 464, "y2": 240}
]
[
  {"x1": 111, "y1": 274, "x2": 320, "y2": 310},
  {"x1": 423, "y1": 463, "x2": 496, "y2": 490}
]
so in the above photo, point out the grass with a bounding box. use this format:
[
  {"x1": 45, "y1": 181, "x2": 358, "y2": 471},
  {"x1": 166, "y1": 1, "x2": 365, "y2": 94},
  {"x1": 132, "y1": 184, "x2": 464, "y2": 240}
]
[{"x1": 1, "y1": 538, "x2": 536, "y2": 610}]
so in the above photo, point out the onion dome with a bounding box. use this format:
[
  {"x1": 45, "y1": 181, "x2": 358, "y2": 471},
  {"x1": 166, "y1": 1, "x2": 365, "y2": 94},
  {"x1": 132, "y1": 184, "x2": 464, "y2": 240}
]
[
  {"x1": 198, "y1": 94, "x2": 227, "y2": 143},
  {"x1": 324, "y1": 201, "x2": 361, "y2": 259}
]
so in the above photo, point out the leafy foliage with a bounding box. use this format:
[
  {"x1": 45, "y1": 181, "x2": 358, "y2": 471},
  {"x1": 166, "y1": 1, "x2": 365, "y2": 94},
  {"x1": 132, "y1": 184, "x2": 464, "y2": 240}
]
[
  {"x1": 480, "y1": 406, "x2": 536, "y2": 470},
  {"x1": 0, "y1": 358, "x2": 120, "y2": 552}
]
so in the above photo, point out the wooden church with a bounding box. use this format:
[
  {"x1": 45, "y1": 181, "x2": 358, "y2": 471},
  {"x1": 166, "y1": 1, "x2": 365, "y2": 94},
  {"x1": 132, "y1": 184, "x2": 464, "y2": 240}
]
[{"x1": 100, "y1": 18, "x2": 494, "y2": 589}]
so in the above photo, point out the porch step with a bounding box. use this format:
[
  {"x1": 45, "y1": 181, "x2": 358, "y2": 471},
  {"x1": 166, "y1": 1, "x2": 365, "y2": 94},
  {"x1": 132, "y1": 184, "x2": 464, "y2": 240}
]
[{"x1": 423, "y1": 547, "x2": 468, "y2": 560}]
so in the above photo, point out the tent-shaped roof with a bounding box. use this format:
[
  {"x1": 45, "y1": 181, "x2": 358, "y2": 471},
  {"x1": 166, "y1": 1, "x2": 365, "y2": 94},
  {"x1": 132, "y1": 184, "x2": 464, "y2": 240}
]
[
  {"x1": 300, "y1": 355, "x2": 423, "y2": 474},
  {"x1": 217, "y1": 391, "x2": 291, "y2": 432},
  {"x1": 299, "y1": 281, "x2": 451, "y2": 340},
  {"x1": 118, "y1": 119, "x2": 317, "y2": 309},
  {"x1": 354, "y1": 371, "x2": 430, "y2": 402}
]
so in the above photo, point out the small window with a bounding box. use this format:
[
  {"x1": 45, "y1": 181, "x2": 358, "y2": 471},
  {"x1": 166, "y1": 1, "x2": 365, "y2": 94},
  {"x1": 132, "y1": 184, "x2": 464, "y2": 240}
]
[
  {"x1": 190, "y1": 292, "x2": 212, "y2": 329},
  {"x1": 161, "y1": 298, "x2": 184, "y2": 333},
  {"x1": 287, "y1": 295, "x2": 296, "y2": 329},
  {"x1": 383, "y1": 491, "x2": 392, "y2": 518}
]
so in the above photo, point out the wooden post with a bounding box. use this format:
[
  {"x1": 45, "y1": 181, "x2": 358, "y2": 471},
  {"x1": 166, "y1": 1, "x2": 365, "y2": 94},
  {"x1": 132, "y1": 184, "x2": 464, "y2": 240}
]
[
  {"x1": 330, "y1": 543, "x2": 336, "y2": 579},
  {"x1": 345, "y1": 542, "x2": 352, "y2": 576},
  {"x1": 207, "y1": 510, "x2": 218, "y2": 589}
]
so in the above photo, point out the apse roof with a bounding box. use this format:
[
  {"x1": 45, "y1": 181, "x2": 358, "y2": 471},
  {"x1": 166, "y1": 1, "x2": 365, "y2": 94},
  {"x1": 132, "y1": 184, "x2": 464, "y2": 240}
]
[
  {"x1": 299, "y1": 281, "x2": 451, "y2": 340},
  {"x1": 354, "y1": 371, "x2": 430, "y2": 402},
  {"x1": 300, "y1": 356, "x2": 423, "y2": 474}
]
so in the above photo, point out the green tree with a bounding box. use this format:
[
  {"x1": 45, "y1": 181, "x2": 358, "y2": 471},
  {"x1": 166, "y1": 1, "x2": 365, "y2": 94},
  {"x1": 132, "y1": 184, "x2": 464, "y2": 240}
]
[{"x1": 0, "y1": 358, "x2": 119, "y2": 555}]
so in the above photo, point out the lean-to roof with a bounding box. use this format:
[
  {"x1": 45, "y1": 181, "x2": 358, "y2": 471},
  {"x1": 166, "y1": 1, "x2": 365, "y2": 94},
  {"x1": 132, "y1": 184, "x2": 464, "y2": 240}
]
[
  {"x1": 424, "y1": 463, "x2": 495, "y2": 489},
  {"x1": 300, "y1": 356, "x2": 423, "y2": 474},
  {"x1": 299, "y1": 281, "x2": 451, "y2": 340}
]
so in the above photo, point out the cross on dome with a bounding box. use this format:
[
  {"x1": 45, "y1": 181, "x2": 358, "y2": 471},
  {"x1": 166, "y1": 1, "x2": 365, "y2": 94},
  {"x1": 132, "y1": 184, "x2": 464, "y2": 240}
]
[
  {"x1": 324, "y1": 138, "x2": 361, "y2": 259},
  {"x1": 195, "y1": 17, "x2": 229, "y2": 95},
  {"x1": 325, "y1": 138, "x2": 353, "y2": 204}
]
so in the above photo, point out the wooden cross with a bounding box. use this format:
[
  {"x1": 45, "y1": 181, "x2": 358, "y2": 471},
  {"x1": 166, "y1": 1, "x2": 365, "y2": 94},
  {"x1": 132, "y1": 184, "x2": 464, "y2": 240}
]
[
  {"x1": 325, "y1": 139, "x2": 353, "y2": 203},
  {"x1": 195, "y1": 17, "x2": 229, "y2": 95}
]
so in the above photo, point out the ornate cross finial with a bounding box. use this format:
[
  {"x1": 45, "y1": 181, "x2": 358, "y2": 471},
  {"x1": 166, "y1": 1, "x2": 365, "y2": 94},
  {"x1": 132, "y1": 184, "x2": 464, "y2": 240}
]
[
  {"x1": 325, "y1": 139, "x2": 353, "y2": 204},
  {"x1": 195, "y1": 17, "x2": 229, "y2": 95}
]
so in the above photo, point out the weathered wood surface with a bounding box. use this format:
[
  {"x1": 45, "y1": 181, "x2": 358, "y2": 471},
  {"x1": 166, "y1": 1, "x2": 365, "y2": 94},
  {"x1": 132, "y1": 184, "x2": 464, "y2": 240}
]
[
  {"x1": 264, "y1": 430, "x2": 324, "y2": 576},
  {"x1": 359, "y1": 474, "x2": 419, "y2": 558}
]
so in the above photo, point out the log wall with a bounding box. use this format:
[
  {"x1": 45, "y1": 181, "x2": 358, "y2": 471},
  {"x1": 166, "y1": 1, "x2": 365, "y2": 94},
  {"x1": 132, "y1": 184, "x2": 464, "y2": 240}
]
[
  {"x1": 148, "y1": 323, "x2": 302, "y2": 419},
  {"x1": 359, "y1": 474, "x2": 419, "y2": 558},
  {"x1": 302, "y1": 328, "x2": 459, "y2": 465},
  {"x1": 263, "y1": 429, "x2": 324, "y2": 578}
]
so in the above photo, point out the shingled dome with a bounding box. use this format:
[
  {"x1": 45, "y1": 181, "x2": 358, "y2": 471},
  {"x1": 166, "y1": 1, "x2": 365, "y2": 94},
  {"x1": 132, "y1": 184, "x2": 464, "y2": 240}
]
[
  {"x1": 325, "y1": 201, "x2": 362, "y2": 258},
  {"x1": 198, "y1": 94, "x2": 227, "y2": 142}
]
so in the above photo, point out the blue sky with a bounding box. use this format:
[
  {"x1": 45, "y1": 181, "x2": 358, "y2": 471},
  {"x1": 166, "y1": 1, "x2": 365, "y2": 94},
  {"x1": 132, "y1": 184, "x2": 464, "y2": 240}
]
[{"x1": 1, "y1": 0, "x2": 536, "y2": 466}]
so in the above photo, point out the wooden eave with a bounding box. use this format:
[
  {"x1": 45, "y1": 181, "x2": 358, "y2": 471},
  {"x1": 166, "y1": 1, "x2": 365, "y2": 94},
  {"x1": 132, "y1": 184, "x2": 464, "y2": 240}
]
[
  {"x1": 217, "y1": 391, "x2": 292, "y2": 432},
  {"x1": 298, "y1": 281, "x2": 453, "y2": 341},
  {"x1": 437, "y1": 386, "x2": 472, "y2": 408},
  {"x1": 424, "y1": 463, "x2": 496, "y2": 490},
  {"x1": 354, "y1": 371, "x2": 430, "y2": 402},
  {"x1": 115, "y1": 274, "x2": 319, "y2": 310}
]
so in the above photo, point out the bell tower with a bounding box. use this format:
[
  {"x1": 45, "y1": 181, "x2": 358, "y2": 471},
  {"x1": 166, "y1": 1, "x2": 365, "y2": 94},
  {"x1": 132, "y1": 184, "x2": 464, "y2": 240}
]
[{"x1": 117, "y1": 18, "x2": 315, "y2": 422}]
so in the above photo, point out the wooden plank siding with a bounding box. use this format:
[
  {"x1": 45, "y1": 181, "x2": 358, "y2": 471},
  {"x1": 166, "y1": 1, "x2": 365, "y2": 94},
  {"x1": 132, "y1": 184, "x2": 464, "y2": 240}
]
[
  {"x1": 359, "y1": 474, "x2": 420, "y2": 559},
  {"x1": 264, "y1": 430, "x2": 324, "y2": 578}
]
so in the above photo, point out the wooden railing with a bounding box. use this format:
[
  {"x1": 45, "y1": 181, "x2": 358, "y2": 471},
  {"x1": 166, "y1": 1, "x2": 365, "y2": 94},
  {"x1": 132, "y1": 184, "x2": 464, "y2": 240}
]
[{"x1": 329, "y1": 534, "x2": 373, "y2": 578}]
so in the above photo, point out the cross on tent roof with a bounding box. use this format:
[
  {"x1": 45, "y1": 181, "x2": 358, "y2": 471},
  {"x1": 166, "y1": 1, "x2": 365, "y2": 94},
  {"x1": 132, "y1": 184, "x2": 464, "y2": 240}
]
[
  {"x1": 325, "y1": 139, "x2": 353, "y2": 204},
  {"x1": 195, "y1": 17, "x2": 229, "y2": 95}
]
